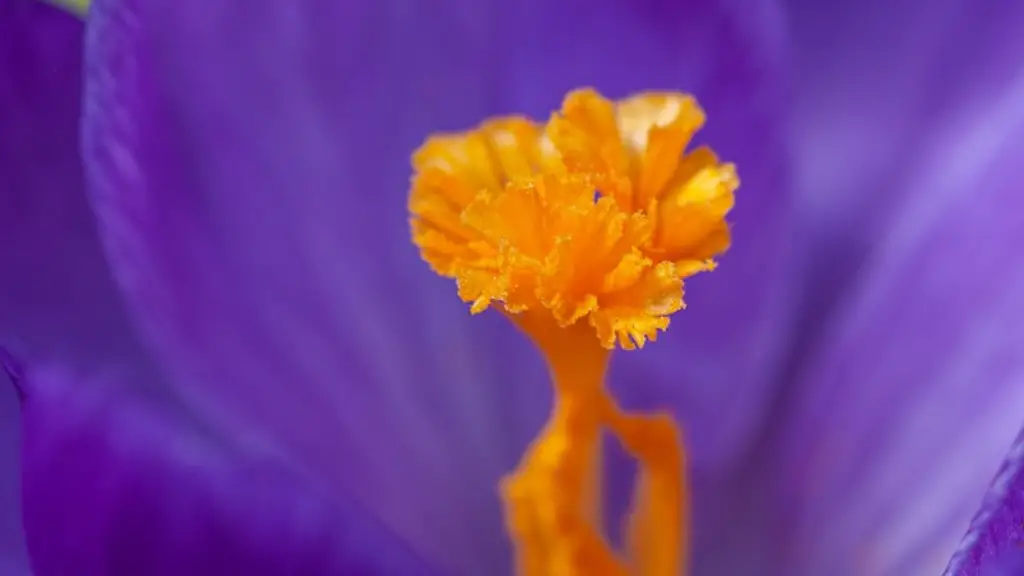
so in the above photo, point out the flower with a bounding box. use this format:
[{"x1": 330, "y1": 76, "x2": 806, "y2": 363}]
[{"x1": 3, "y1": 0, "x2": 1024, "y2": 575}]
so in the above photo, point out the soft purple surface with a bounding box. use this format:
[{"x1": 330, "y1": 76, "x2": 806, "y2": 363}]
[
  {"x1": 787, "y1": 0, "x2": 1024, "y2": 335},
  {"x1": 8, "y1": 356, "x2": 440, "y2": 576},
  {"x1": 80, "y1": 0, "x2": 791, "y2": 573},
  {"x1": 0, "y1": 384, "x2": 26, "y2": 575},
  {"x1": 978, "y1": 551, "x2": 1024, "y2": 576},
  {"x1": 946, "y1": 430, "x2": 1024, "y2": 575},
  {"x1": 2, "y1": 2, "x2": 435, "y2": 574},
  {"x1": 771, "y1": 3, "x2": 1024, "y2": 571},
  {"x1": 0, "y1": 0, "x2": 152, "y2": 375},
  {"x1": 1, "y1": 1, "x2": 129, "y2": 573}
]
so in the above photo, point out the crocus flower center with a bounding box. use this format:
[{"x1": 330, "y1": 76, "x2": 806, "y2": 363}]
[{"x1": 408, "y1": 88, "x2": 736, "y2": 575}]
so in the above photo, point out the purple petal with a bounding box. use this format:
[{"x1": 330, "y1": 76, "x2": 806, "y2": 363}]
[
  {"x1": 978, "y1": 551, "x2": 1024, "y2": 576},
  {"x1": 0, "y1": 360, "x2": 26, "y2": 575},
  {"x1": 0, "y1": 0, "x2": 161, "y2": 385},
  {"x1": 944, "y1": 429, "x2": 1024, "y2": 576},
  {"x1": 772, "y1": 52, "x2": 1024, "y2": 575},
  {"x1": 2, "y1": 1, "x2": 147, "y2": 572},
  {"x1": 787, "y1": 0, "x2": 1024, "y2": 338},
  {"x1": 82, "y1": 0, "x2": 789, "y2": 572},
  {"x1": 16, "y1": 359, "x2": 439, "y2": 576}
]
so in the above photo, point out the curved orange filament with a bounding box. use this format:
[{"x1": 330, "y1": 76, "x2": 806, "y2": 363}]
[{"x1": 501, "y1": 312, "x2": 689, "y2": 576}]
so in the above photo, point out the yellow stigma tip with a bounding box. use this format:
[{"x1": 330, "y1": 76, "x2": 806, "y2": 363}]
[{"x1": 408, "y1": 88, "x2": 737, "y2": 576}]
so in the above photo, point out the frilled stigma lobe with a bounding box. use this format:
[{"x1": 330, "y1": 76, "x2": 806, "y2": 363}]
[{"x1": 408, "y1": 89, "x2": 736, "y2": 575}]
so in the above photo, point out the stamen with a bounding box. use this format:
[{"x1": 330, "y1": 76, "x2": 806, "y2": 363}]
[{"x1": 408, "y1": 88, "x2": 735, "y2": 575}]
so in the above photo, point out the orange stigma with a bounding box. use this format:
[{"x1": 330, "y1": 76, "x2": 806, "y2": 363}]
[{"x1": 409, "y1": 88, "x2": 736, "y2": 575}]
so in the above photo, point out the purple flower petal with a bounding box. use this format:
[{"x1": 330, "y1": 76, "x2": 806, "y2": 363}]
[
  {"x1": 0, "y1": 363, "x2": 26, "y2": 575},
  {"x1": 944, "y1": 429, "x2": 1024, "y2": 576},
  {"x1": 787, "y1": 0, "x2": 1024, "y2": 335},
  {"x1": 82, "y1": 0, "x2": 789, "y2": 572},
  {"x1": 1, "y1": 1, "x2": 152, "y2": 572},
  {"x1": 978, "y1": 551, "x2": 1024, "y2": 576},
  {"x1": 772, "y1": 55, "x2": 1024, "y2": 575},
  {"x1": 15, "y1": 359, "x2": 440, "y2": 576},
  {"x1": 3, "y1": 5, "x2": 429, "y2": 573},
  {"x1": 1, "y1": 0, "x2": 155, "y2": 372}
]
